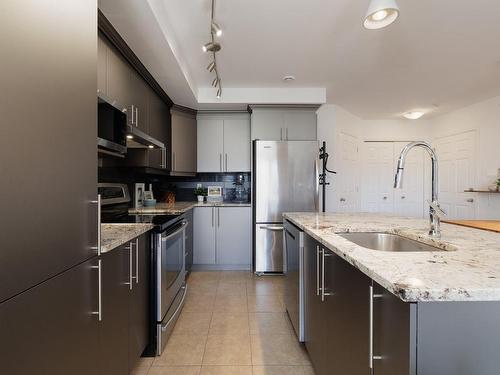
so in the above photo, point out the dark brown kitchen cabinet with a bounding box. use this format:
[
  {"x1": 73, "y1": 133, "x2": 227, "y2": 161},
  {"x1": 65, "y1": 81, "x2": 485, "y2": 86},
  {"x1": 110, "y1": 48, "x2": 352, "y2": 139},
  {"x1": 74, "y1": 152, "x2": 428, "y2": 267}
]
[
  {"x1": 148, "y1": 86, "x2": 171, "y2": 169},
  {"x1": 0, "y1": 0, "x2": 97, "y2": 303},
  {"x1": 0, "y1": 257, "x2": 100, "y2": 375},
  {"x1": 106, "y1": 42, "x2": 131, "y2": 109},
  {"x1": 98, "y1": 33, "x2": 108, "y2": 96},
  {"x1": 128, "y1": 71, "x2": 150, "y2": 133},
  {"x1": 171, "y1": 108, "x2": 197, "y2": 174},
  {"x1": 99, "y1": 233, "x2": 150, "y2": 374},
  {"x1": 372, "y1": 282, "x2": 417, "y2": 375},
  {"x1": 304, "y1": 235, "x2": 370, "y2": 375}
]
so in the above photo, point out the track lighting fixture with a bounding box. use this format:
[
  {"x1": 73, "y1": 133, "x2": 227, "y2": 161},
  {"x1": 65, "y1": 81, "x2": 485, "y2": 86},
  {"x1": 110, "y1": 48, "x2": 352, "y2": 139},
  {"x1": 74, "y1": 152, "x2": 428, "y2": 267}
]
[
  {"x1": 364, "y1": 0, "x2": 399, "y2": 30},
  {"x1": 202, "y1": 42, "x2": 221, "y2": 53},
  {"x1": 216, "y1": 87, "x2": 222, "y2": 98},
  {"x1": 211, "y1": 22, "x2": 222, "y2": 37},
  {"x1": 212, "y1": 77, "x2": 220, "y2": 87},
  {"x1": 207, "y1": 61, "x2": 216, "y2": 72}
]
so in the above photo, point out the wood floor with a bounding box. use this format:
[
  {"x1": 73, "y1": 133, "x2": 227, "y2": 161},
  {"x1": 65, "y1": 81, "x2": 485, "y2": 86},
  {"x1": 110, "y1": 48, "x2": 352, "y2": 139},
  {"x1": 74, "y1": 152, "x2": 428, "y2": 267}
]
[{"x1": 132, "y1": 271, "x2": 314, "y2": 375}]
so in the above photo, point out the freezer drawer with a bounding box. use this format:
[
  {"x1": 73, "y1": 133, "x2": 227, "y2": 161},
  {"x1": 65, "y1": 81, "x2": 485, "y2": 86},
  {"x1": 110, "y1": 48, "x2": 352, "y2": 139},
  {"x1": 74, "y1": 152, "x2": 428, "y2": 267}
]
[
  {"x1": 157, "y1": 283, "x2": 187, "y2": 356},
  {"x1": 255, "y1": 223, "x2": 284, "y2": 273}
]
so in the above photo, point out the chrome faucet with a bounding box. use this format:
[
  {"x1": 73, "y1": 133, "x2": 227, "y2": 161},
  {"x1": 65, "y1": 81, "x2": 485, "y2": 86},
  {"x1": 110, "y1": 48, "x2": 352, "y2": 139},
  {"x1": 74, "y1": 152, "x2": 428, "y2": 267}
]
[{"x1": 394, "y1": 141, "x2": 446, "y2": 238}]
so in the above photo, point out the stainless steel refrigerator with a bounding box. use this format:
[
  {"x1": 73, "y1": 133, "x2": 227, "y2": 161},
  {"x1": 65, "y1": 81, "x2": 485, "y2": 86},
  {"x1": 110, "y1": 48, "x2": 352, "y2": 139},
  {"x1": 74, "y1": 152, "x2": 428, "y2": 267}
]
[{"x1": 253, "y1": 140, "x2": 319, "y2": 274}]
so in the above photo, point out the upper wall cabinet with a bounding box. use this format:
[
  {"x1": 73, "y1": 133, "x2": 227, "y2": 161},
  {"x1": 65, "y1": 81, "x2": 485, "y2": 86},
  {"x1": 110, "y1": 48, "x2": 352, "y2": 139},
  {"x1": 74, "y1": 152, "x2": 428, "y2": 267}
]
[
  {"x1": 197, "y1": 113, "x2": 251, "y2": 173},
  {"x1": 106, "y1": 42, "x2": 131, "y2": 110},
  {"x1": 97, "y1": 35, "x2": 108, "y2": 96},
  {"x1": 171, "y1": 108, "x2": 197, "y2": 175},
  {"x1": 250, "y1": 107, "x2": 318, "y2": 141}
]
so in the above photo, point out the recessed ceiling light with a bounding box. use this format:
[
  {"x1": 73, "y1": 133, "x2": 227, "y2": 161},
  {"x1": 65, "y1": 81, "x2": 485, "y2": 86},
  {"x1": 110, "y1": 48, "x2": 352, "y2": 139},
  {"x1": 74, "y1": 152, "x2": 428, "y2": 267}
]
[
  {"x1": 283, "y1": 75, "x2": 296, "y2": 82},
  {"x1": 148, "y1": 145, "x2": 154, "y2": 149},
  {"x1": 403, "y1": 111, "x2": 424, "y2": 120},
  {"x1": 364, "y1": 0, "x2": 399, "y2": 30}
]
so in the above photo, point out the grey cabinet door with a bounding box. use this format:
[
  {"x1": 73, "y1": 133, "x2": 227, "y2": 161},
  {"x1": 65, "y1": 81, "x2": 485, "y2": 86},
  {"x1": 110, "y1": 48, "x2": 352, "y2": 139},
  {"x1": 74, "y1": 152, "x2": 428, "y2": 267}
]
[
  {"x1": 373, "y1": 282, "x2": 416, "y2": 375},
  {"x1": 251, "y1": 109, "x2": 284, "y2": 140},
  {"x1": 283, "y1": 110, "x2": 317, "y2": 141},
  {"x1": 172, "y1": 110, "x2": 197, "y2": 173},
  {"x1": 0, "y1": 0, "x2": 97, "y2": 302},
  {"x1": 98, "y1": 33, "x2": 108, "y2": 95},
  {"x1": 197, "y1": 118, "x2": 224, "y2": 172},
  {"x1": 129, "y1": 235, "x2": 151, "y2": 366},
  {"x1": 216, "y1": 207, "x2": 252, "y2": 266},
  {"x1": 223, "y1": 118, "x2": 251, "y2": 172},
  {"x1": 99, "y1": 245, "x2": 131, "y2": 375},
  {"x1": 0, "y1": 257, "x2": 100, "y2": 375},
  {"x1": 193, "y1": 207, "x2": 217, "y2": 265}
]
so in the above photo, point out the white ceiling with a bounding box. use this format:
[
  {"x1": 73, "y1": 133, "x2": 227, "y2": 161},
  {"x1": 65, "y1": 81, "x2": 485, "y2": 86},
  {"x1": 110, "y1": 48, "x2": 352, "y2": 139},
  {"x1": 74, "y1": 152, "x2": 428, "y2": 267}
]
[{"x1": 99, "y1": 0, "x2": 500, "y2": 119}]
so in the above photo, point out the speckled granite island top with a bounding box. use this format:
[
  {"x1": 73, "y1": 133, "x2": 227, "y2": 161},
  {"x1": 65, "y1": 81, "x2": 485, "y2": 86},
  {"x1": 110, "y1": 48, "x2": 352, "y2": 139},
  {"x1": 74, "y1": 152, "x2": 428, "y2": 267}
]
[
  {"x1": 283, "y1": 212, "x2": 500, "y2": 303},
  {"x1": 129, "y1": 201, "x2": 251, "y2": 215},
  {"x1": 101, "y1": 224, "x2": 154, "y2": 253}
]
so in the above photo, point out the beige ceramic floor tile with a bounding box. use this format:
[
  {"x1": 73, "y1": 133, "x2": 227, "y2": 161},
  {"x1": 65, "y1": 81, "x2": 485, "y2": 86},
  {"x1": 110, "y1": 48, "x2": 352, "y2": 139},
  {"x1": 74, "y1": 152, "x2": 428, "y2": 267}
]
[
  {"x1": 252, "y1": 365, "x2": 315, "y2": 375},
  {"x1": 216, "y1": 281, "x2": 248, "y2": 296},
  {"x1": 153, "y1": 335, "x2": 207, "y2": 366},
  {"x1": 250, "y1": 334, "x2": 310, "y2": 365},
  {"x1": 188, "y1": 271, "x2": 221, "y2": 283},
  {"x1": 188, "y1": 281, "x2": 219, "y2": 296},
  {"x1": 247, "y1": 295, "x2": 285, "y2": 313},
  {"x1": 184, "y1": 292, "x2": 216, "y2": 313},
  {"x1": 214, "y1": 294, "x2": 248, "y2": 312},
  {"x1": 131, "y1": 366, "x2": 150, "y2": 375},
  {"x1": 200, "y1": 365, "x2": 253, "y2": 375},
  {"x1": 219, "y1": 271, "x2": 253, "y2": 283},
  {"x1": 209, "y1": 312, "x2": 250, "y2": 335},
  {"x1": 135, "y1": 357, "x2": 154, "y2": 368},
  {"x1": 246, "y1": 279, "x2": 278, "y2": 296},
  {"x1": 173, "y1": 312, "x2": 213, "y2": 335},
  {"x1": 203, "y1": 335, "x2": 252, "y2": 365},
  {"x1": 249, "y1": 313, "x2": 294, "y2": 335},
  {"x1": 148, "y1": 366, "x2": 201, "y2": 375}
]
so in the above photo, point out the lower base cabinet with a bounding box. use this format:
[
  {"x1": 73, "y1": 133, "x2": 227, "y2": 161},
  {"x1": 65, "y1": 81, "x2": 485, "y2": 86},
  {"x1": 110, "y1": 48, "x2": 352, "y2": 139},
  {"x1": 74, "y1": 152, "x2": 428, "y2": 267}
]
[
  {"x1": 0, "y1": 257, "x2": 101, "y2": 375},
  {"x1": 304, "y1": 233, "x2": 500, "y2": 375},
  {"x1": 193, "y1": 206, "x2": 251, "y2": 269},
  {"x1": 100, "y1": 233, "x2": 150, "y2": 374}
]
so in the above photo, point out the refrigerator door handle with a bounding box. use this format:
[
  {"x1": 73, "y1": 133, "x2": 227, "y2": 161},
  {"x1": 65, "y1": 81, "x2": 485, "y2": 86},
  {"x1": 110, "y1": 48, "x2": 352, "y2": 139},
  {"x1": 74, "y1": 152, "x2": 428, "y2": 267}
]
[{"x1": 259, "y1": 225, "x2": 284, "y2": 231}]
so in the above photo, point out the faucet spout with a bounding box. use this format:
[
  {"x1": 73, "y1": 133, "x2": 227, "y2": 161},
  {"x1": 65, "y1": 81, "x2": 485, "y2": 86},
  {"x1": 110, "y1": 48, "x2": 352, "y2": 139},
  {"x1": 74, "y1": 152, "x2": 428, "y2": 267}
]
[{"x1": 394, "y1": 141, "x2": 445, "y2": 237}]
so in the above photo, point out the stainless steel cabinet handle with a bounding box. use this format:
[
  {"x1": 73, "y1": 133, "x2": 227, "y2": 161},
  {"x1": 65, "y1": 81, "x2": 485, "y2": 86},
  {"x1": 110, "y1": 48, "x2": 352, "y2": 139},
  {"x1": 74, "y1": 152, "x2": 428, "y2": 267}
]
[
  {"x1": 316, "y1": 245, "x2": 321, "y2": 296},
  {"x1": 161, "y1": 284, "x2": 188, "y2": 331},
  {"x1": 129, "y1": 242, "x2": 133, "y2": 290},
  {"x1": 369, "y1": 285, "x2": 383, "y2": 369},
  {"x1": 225, "y1": 154, "x2": 228, "y2": 172},
  {"x1": 212, "y1": 207, "x2": 214, "y2": 227},
  {"x1": 130, "y1": 104, "x2": 134, "y2": 125},
  {"x1": 91, "y1": 260, "x2": 102, "y2": 321},
  {"x1": 217, "y1": 207, "x2": 220, "y2": 227},
  {"x1": 135, "y1": 238, "x2": 139, "y2": 284},
  {"x1": 96, "y1": 194, "x2": 101, "y2": 256},
  {"x1": 135, "y1": 107, "x2": 139, "y2": 127},
  {"x1": 219, "y1": 154, "x2": 222, "y2": 172},
  {"x1": 321, "y1": 248, "x2": 333, "y2": 302},
  {"x1": 466, "y1": 198, "x2": 474, "y2": 203},
  {"x1": 280, "y1": 128, "x2": 283, "y2": 141}
]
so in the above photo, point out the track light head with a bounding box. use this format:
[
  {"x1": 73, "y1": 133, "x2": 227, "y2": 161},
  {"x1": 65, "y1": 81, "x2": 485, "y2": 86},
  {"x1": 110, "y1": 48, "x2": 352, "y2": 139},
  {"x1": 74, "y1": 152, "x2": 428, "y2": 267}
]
[
  {"x1": 211, "y1": 22, "x2": 222, "y2": 37},
  {"x1": 216, "y1": 87, "x2": 222, "y2": 99},
  {"x1": 211, "y1": 77, "x2": 220, "y2": 87},
  {"x1": 207, "y1": 61, "x2": 216, "y2": 72},
  {"x1": 202, "y1": 42, "x2": 221, "y2": 53}
]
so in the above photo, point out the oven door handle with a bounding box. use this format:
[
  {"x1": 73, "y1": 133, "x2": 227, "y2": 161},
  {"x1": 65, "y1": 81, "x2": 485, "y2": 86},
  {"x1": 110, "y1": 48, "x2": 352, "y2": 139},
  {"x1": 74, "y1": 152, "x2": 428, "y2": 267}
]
[
  {"x1": 162, "y1": 220, "x2": 188, "y2": 240},
  {"x1": 161, "y1": 284, "x2": 188, "y2": 331}
]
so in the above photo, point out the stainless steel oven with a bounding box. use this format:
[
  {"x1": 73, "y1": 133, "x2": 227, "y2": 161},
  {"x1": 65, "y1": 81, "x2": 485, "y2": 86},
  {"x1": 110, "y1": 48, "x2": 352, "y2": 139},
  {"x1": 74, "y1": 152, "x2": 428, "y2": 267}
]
[{"x1": 155, "y1": 218, "x2": 188, "y2": 355}]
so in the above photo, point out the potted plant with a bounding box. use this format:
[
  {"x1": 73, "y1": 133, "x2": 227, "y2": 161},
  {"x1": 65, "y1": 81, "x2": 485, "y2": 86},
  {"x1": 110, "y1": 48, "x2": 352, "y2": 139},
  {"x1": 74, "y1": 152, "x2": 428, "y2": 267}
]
[{"x1": 194, "y1": 186, "x2": 206, "y2": 202}]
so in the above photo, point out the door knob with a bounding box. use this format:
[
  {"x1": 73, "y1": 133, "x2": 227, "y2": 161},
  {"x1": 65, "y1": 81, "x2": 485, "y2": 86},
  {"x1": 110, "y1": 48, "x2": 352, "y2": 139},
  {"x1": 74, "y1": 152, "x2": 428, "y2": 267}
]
[{"x1": 466, "y1": 198, "x2": 474, "y2": 203}]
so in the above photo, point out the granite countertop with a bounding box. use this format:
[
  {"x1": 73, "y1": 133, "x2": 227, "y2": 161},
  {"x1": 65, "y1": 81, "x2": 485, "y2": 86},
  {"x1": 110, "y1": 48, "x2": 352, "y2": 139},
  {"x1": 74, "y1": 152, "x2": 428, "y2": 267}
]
[
  {"x1": 283, "y1": 212, "x2": 500, "y2": 303},
  {"x1": 129, "y1": 201, "x2": 251, "y2": 215},
  {"x1": 101, "y1": 223, "x2": 154, "y2": 253}
]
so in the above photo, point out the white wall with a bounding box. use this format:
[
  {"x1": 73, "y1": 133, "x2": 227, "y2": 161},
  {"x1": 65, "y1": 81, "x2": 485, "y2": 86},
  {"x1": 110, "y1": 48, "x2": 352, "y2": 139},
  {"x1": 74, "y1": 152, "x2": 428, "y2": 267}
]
[
  {"x1": 431, "y1": 96, "x2": 500, "y2": 218},
  {"x1": 318, "y1": 97, "x2": 500, "y2": 219}
]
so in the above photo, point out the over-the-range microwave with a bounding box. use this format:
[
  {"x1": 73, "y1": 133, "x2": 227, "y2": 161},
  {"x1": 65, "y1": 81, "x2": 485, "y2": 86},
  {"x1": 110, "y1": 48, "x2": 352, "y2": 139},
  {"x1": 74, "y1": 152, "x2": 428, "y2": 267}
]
[{"x1": 97, "y1": 96, "x2": 128, "y2": 154}]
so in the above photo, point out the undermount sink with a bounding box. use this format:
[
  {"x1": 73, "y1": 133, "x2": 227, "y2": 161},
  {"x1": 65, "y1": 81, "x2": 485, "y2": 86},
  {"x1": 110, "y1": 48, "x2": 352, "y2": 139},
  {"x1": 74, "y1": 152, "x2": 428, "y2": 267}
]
[{"x1": 337, "y1": 232, "x2": 444, "y2": 252}]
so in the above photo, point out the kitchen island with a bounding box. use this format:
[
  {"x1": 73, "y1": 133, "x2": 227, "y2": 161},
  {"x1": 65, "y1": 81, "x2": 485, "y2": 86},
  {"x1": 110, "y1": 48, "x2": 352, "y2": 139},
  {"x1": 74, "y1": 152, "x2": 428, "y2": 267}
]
[{"x1": 283, "y1": 212, "x2": 500, "y2": 375}]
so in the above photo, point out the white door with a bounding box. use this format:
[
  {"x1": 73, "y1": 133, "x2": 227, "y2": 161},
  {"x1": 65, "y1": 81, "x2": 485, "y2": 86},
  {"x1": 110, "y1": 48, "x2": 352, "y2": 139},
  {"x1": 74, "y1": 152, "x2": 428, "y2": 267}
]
[
  {"x1": 337, "y1": 132, "x2": 360, "y2": 212},
  {"x1": 251, "y1": 109, "x2": 284, "y2": 140},
  {"x1": 197, "y1": 118, "x2": 224, "y2": 172},
  {"x1": 361, "y1": 142, "x2": 395, "y2": 213},
  {"x1": 223, "y1": 118, "x2": 251, "y2": 172},
  {"x1": 283, "y1": 109, "x2": 317, "y2": 141},
  {"x1": 434, "y1": 131, "x2": 477, "y2": 219},
  {"x1": 216, "y1": 207, "x2": 252, "y2": 267},
  {"x1": 193, "y1": 207, "x2": 216, "y2": 265},
  {"x1": 393, "y1": 142, "x2": 425, "y2": 217}
]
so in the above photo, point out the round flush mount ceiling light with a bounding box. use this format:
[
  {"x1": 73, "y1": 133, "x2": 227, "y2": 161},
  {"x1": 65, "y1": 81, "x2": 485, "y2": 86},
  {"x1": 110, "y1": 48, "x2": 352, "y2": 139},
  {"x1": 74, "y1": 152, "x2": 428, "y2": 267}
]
[
  {"x1": 403, "y1": 111, "x2": 424, "y2": 120},
  {"x1": 364, "y1": 0, "x2": 399, "y2": 30},
  {"x1": 283, "y1": 75, "x2": 296, "y2": 82}
]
